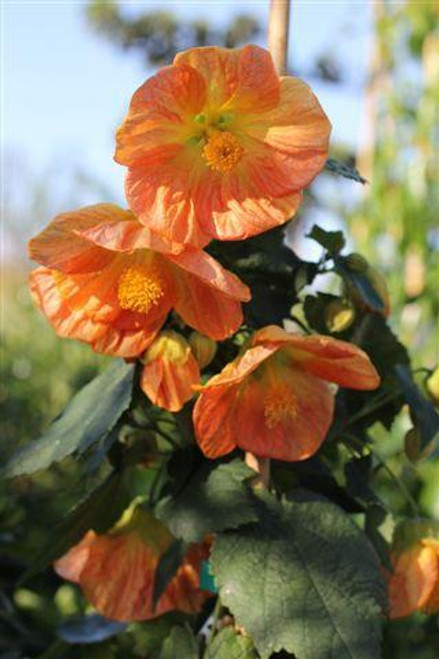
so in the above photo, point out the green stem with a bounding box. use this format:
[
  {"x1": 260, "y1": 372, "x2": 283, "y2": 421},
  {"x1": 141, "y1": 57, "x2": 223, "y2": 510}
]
[
  {"x1": 342, "y1": 432, "x2": 420, "y2": 516},
  {"x1": 142, "y1": 424, "x2": 179, "y2": 449},
  {"x1": 343, "y1": 391, "x2": 400, "y2": 429}
]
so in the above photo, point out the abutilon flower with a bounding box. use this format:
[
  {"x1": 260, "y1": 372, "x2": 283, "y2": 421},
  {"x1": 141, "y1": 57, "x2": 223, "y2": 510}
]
[
  {"x1": 386, "y1": 530, "x2": 439, "y2": 619},
  {"x1": 54, "y1": 506, "x2": 211, "y2": 622},
  {"x1": 28, "y1": 204, "x2": 250, "y2": 357},
  {"x1": 193, "y1": 325, "x2": 380, "y2": 462},
  {"x1": 115, "y1": 45, "x2": 331, "y2": 248},
  {"x1": 140, "y1": 330, "x2": 200, "y2": 412}
]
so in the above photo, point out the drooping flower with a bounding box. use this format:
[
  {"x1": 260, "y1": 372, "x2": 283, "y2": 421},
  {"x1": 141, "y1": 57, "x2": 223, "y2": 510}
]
[
  {"x1": 140, "y1": 330, "x2": 200, "y2": 412},
  {"x1": 115, "y1": 45, "x2": 331, "y2": 248},
  {"x1": 385, "y1": 522, "x2": 439, "y2": 619},
  {"x1": 28, "y1": 204, "x2": 250, "y2": 357},
  {"x1": 387, "y1": 541, "x2": 439, "y2": 618},
  {"x1": 54, "y1": 505, "x2": 211, "y2": 622},
  {"x1": 193, "y1": 325, "x2": 380, "y2": 461}
]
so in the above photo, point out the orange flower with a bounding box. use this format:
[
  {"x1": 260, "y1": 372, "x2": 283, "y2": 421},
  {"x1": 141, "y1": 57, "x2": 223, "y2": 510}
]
[
  {"x1": 386, "y1": 530, "x2": 439, "y2": 618},
  {"x1": 193, "y1": 325, "x2": 380, "y2": 461},
  {"x1": 140, "y1": 330, "x2": 200, "y2": 412},
  {"x1": 28, "y1": 204, "x2": 250, "y2": 357},
  {"x1": 54, "y1": 505, "x2": 211, "y2": 622},
  {"x1": 115, "y1": 45, "x2": 331, "y2": 248}
]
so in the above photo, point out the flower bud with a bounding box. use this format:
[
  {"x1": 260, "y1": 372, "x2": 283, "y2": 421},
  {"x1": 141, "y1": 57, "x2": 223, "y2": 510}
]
[
  {"x1": 426, "y1": 367, "x2": 439, "y2": 405},
  {"x1": 324, "y1": 299, "x2": 355, "y2": 333},
  {"x1": 345, "y1": 252, "x2": 369, "y2": 273},
  {"x1": 189, "y1": 331, "x2": 217, "y2": 369}
]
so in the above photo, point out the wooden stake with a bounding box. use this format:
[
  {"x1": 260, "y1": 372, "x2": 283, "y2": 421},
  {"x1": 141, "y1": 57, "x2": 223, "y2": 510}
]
[
  {"x1": 245, "y1": 0, "x2": 291, "y2": 488},
  {"x1": 268, "y1": 0, "x2": 291, "y2": 74}
]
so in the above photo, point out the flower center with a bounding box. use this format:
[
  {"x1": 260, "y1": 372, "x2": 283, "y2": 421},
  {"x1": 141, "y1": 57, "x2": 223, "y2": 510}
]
[
  {"x1": 117, "y1": 264, "x2": 164, "y2": 314},
  {"x1": 264, "y1": 384, "x2": 297, "y2": 429},
  {"x1": 202, "y1": 131, "x2": 244, "y2": 172}
]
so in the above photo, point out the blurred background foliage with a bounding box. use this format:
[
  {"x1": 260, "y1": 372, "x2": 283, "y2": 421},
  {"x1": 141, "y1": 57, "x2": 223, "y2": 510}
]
[{"x1": 1, "y1": 0, "x2": 438, "y2": 657}]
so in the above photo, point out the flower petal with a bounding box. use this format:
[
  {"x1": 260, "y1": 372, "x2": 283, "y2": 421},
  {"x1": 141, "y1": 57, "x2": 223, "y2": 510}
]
[
  {"x1": 54, "y1": 509, "x2": 209, "y2": 622},
  {"x1": 115, "y1": 64, "x2": 206, "y2": 167},
  {"x1": 174, "y1": 45, "x2": 279, "y2": 113},
  {"x1": 254, "y1": 326, "x2": 380, "y2": 390},
  {"x1": 166, "y1": 246, "x2": 250, "y2": 301},
  {"x1": 253, "y1": 76, "x2": 331, "y2": 145},
  {"x1": 141, "y1": 348, "x2": 200, "y2": 412},
  {"x1": 194, "y1": 366, "x2": 334, "y2": 462},
  {"x1": 194, "y1": 169, "x2": 303, "y2": 241},
  {"x1": 388, "y1": 545, "x2": 439, "y2": 619},
  {"x1": 77, "y1": 217, "x2": 186, "y2": 255},
  {"x1": 30, "y1": 267, "x2": 164, "y2": 358},
  {"x1": 197, "y1": 344, "x2": 279, "y2": 390},
  {"x1": 193, "y1": 382, "x2": 240, "y2": 458},
  {"x1": 54, "y1": 531, "x2": 96, "y2": 583},
  {"x1": 28, "y1": 204, "x2": 125, "y2": 274},
  {"x1": 173, "y1": 270, "x2": 244, "y2": 341},
  {"x1": 232, "y1": 368, "x2": 334, "y2": 461}
]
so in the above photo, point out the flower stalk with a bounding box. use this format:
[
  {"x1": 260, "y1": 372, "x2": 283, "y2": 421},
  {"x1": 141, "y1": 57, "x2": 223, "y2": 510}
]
[{"x1": 245, "y1": 0, "x2": 292, "y2": 488}]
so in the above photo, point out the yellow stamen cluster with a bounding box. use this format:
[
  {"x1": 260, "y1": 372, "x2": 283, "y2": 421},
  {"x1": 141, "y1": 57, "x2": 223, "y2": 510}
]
[
  {"x1": 118, "y1": 264, "x2": 164, "y2": 314},
  {"x1": 202, "y1": 131, "x2": 244, "y2": 172},
  {"x1": 264, "y1": 385, "x2": 297, "y2": 429}
]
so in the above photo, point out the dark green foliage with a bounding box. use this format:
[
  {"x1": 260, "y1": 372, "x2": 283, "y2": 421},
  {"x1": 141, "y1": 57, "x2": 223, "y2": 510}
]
[
  {"x1": 205, "y1": 627, "x2": 258, "y2": 658},
  {"x1": 211, "y1": 494, "x2": 385, "y2": 659},
  {"x1": 394, "y1": 364, "x2": 439, "y2": 458},
  {"x1": 2, "y1": 360, "x2": 135, "y2": 478},
  {"x1": 156, "y1": 459, "x2": 258, "y2": 542},
  {"x1": 159, "y1": 625, "x2": 199, "y2": 659},
  {"x1": 308, "y1": 224, "x2": 346, "y2": 254},
  {"x1": 22, "y1": 469, "x2": 130, "y2": 579},
  {"x1": 325, "y1": 158, "x2": 367, "y2": 184}
]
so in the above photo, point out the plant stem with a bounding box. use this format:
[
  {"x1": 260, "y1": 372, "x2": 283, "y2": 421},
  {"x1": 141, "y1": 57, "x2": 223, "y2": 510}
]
[
  {"x1": 342, "y1": 432, "x2": 420, "y2": 516},
  {"x1": 244, "y1": 0, "x2": 291, "y2": 490}
]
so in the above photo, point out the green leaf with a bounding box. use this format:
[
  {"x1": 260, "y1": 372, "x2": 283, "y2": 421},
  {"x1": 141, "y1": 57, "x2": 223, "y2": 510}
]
[
  {"x1": 395, "y1": 364, "x2": 439, "y2": 458},
  {"x1": 293, "y1": 261, "x2": 319, "y2": 294},
  {"x1": 159, "y1": 625, "x2": 199, "y2": 659},
  {"x1": 335, "y1": 257, "x2": 385, "y2": 314},
  {"x1": 205, "y1": 628, "x2": 258, "y2": 658},
  {"x1": 325, "y1": 158, "x2": 367, "y2": 184},
  {"x1": 308, "y1": 224, "x2": 345, "y2": 254},
  {"x1": 211, "y1": 494, "x2": 384, "y2": 659},
  {"x1": 22, "y1": 469, "x2": 130, "y2": 579},
  {"x1": 156, "y1": 459, "x2": 258, "y2": 543},
  {"x1": 131, "y1": 614, "x2": 191, "y2": 657},
  {"x1": 2, "y1": 360, "x2": 135, "y2": 478}
]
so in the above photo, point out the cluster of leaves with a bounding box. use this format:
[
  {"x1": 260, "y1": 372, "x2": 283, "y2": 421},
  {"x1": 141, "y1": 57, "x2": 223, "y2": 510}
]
[{"x1": 3, "y1": 154, "x2": 439, "y2": 657}]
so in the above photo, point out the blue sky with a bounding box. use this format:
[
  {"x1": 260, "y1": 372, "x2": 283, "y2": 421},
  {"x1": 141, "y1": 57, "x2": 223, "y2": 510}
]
[{"x1": 4, "y1": 0, "x2": 371, "y2": 224}]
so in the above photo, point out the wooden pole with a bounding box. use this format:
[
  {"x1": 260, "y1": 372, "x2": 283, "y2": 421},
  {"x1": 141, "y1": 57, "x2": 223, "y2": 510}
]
[
  {"x1": 268, "y1": 0, "x2": 291, "y2": 74},
  {"x1": 245, "y1": 0, "x2": 291, "y2": 488}
]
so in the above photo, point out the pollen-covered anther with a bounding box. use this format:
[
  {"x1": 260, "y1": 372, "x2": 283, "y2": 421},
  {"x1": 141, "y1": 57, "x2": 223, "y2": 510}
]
[
  {"x1": 264, "y1": 385, "x2": 297, "y2": 429},
  {"x1": 118, "y1": 264, "x2": 164, "y2": 314},
  {"x1": 202, "y1": 131, "x2": 244, "y2": 172}
]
